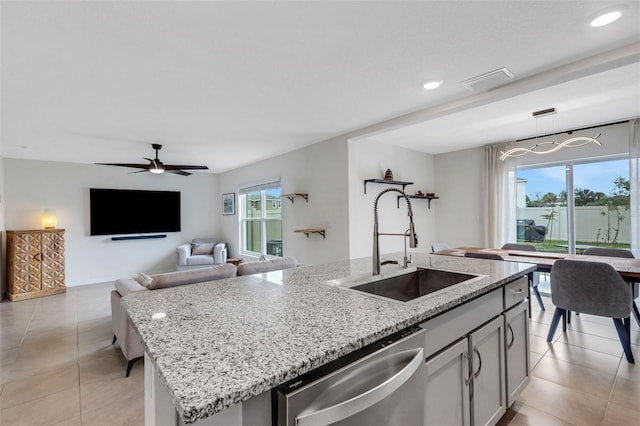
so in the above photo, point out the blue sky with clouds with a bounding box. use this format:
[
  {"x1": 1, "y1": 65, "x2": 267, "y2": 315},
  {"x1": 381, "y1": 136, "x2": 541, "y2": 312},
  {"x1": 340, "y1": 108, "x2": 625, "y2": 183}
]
[{"x1": 517, "y1": 159, "x2": 629, "y2": 199}]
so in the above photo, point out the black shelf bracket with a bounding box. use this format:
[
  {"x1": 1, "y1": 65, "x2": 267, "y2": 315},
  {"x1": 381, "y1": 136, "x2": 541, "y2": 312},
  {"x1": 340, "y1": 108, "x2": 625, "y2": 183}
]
[
  {"x1": 397, "y1": 195, "x2": 439, "y2": 209},
  {"x1": 286, "y1": 194, "x2": 308, "y2": 203}
]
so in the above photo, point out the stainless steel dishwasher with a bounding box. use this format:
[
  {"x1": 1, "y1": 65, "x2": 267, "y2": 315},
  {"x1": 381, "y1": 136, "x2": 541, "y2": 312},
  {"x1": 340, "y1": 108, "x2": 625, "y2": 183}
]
[{"x1": 273, "y1": 326, "x2": 426, "y2": 426}]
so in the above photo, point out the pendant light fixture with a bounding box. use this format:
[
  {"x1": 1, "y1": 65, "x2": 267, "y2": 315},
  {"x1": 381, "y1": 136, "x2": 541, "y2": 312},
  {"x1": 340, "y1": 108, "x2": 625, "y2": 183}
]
[{"x1": 500, "y1": 108, "x2": 602, "y2": 161}]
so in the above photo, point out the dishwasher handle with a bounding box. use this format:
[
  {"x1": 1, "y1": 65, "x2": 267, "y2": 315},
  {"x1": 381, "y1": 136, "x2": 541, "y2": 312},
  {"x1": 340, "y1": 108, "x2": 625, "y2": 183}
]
[{"x1": 296, "y1": 348, "x2": 424, "y2": 426}]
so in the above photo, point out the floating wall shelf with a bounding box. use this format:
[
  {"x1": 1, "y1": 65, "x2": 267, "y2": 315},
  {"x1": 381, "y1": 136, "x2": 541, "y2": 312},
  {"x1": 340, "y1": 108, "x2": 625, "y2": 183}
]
[
  {"x1": 364, "y1": 179, "x2": 413, "y2": 194},
  {"x1": 397, "y1": 195, "x2": 440, "y2": 209},
  {"x1": 281, "y1": 193, "x2": 309, "y2": 203},
  {"x1": 295, "y1": 228, "x2": 326, "y2": 239}
]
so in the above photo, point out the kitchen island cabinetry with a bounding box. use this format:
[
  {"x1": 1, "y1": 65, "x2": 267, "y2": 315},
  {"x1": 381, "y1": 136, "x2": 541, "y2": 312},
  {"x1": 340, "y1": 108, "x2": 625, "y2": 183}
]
[
  {"x1": 123, "y1": 253, "x2": 535, "y2": 426},
  {"x1": 421, "y1": 275, "x2": 529, "y2": 426}
]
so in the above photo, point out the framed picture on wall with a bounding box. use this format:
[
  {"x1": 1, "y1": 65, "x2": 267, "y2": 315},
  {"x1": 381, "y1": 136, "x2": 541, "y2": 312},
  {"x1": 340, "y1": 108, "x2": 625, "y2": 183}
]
[{"x1": 222, "y1": 192, "x2": 235, "y2": 215}]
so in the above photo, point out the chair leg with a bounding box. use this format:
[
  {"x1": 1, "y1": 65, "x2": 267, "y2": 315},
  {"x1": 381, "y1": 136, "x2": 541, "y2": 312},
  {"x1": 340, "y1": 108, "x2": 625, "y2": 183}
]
[
  {"x1": 567, "y1": 310, "x2": 571, "y2": 326},
  {"x1": 547, "y1": 308, "x2": 565, "y2": 342},
  {"x1": 112, "y1": 335, "x2": 117, "y2": 345},
  {"x1": 532, "y1": 285, "x2": 545, "y2": 311},
  {"x1": 125, "y1": 357, "x2": 143, "y2": 377},
  {"x1": 632, "y1": 302, "x2": 640, "y2": 327},
  {"x1": 613, "y1": 317, "x2": 635, "y2": 364}
]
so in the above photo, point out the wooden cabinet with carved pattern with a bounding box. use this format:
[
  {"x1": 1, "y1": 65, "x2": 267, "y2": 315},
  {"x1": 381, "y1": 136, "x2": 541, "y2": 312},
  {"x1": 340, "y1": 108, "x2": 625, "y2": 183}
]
[{"x1": 6, "y1": 229, "x2": 66, "y2": 301}]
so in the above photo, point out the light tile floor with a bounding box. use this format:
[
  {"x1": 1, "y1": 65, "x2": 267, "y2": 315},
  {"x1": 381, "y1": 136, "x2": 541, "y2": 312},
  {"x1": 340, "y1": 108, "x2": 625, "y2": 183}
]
[{"x1": 1, "y1": 282, "x2": 638, "y2": 425}]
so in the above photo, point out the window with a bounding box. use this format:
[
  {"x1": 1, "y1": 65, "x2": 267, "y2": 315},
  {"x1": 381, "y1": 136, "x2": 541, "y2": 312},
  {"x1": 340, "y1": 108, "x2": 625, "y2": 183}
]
[
  {"x1": 239, "y1": 180, "x2": 282, "y2": 257},
  {"x1": 516, "y1": 158, "x2": 630, "y2": 253}
]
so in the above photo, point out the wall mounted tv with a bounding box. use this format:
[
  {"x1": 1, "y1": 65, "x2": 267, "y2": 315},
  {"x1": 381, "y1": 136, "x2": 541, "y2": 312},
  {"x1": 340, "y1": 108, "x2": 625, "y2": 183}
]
[{"x1": 90, "y1": 188, "x2": 181, "y2": 236}]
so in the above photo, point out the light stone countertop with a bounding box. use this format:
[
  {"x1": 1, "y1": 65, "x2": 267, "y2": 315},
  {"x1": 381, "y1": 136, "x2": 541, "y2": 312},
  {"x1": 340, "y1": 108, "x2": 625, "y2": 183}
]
[{"x1": 122, "y1": 253, "x2": 536, "y2": 424}]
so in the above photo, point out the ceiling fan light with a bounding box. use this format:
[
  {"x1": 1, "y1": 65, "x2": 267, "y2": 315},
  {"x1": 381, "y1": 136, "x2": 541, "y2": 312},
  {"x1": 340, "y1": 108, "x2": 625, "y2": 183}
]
[{"x1": 149, "y1": 168, "x2": 164, "y2": 174}]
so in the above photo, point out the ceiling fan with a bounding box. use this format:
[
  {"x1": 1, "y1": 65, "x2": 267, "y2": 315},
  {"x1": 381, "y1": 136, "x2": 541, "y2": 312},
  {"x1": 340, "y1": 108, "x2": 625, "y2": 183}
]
[{"x1": 95, "y1": 144, "x2": 209, "y2": 176}]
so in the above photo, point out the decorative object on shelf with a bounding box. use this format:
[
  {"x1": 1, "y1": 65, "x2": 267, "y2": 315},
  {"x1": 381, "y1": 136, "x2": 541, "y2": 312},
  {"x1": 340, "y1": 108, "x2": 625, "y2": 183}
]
[
  {"x1": 384, "y1": 169, "x2": 394, "y2": 180},
  {"x1": 222, "y1": 192, "x2": 235, "y2": 215},
  {"x1": 95, "y1": 143, "x2": 209, "y2": 176},
  {"x1": 364, "y1": 178, "x2": 413, "y2": 194},
  {"x1": 295, "y1": 228, "x2": 326, "y2": 239},
  {"x1": 42, "y1": 209, "x2": 57, "y2": 229},
  {"x1": 281, "y1": 193, "x2": 309, "y2": 203},
  {"x1": 500, "y1": 108, "x2": 601, "y2": 161},
  {"x1": 415, "y1": 190, "x2": 424, "y2": 197}
]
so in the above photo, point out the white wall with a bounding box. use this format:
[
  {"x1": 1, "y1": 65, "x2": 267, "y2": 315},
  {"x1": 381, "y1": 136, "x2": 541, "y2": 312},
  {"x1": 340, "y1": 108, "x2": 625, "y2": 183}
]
[
  {"x1": 348, "y1": 139, "x2": 436, "y2": 259},
  {"x1": 433, "y1": 147, "x2": 485, "y2": 248},
  {"x1": 218, "y1": 137, "x2": 350, "y2": 265},
  {"x1": 3, "y1": 159, "x2": 219, "y2": 286}
]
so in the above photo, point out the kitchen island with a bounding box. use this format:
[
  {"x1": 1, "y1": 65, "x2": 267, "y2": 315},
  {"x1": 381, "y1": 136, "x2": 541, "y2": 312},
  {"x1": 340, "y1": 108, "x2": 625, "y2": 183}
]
[{"x1": 122, "y1": 253, "x2": 536, "y2": 425}]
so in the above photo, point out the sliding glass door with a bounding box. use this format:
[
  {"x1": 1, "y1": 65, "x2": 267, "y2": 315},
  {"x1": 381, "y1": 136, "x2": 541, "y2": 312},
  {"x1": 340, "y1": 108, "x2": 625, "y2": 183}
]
[
  {"x1": 516, "y1": 165, "x2": 567, "y2": 252},
  {"x1": 516, "y1": 158, "x2": 630, "y2": 253}
]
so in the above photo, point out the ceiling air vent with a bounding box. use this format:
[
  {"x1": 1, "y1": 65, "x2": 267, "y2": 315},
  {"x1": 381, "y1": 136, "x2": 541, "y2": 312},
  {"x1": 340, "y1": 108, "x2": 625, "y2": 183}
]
[{"x1": 462, "y1": 67, "x2": 514, "y2": 92}]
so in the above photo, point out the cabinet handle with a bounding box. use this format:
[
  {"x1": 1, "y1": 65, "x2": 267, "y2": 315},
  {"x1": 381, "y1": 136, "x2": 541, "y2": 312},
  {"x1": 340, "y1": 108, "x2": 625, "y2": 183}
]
[
  {"x1": 510, "y1": 288, "x2": 525, "y2": 294},
  {"x1": 507, "y1": 323, "x2": 515, "y2": 349},
  {"x1": 473, "y1": 346, "x2": 482, "y2": 378},
  {"x1": 463, "y1": 352, "x2": 473, "y2": 386}
]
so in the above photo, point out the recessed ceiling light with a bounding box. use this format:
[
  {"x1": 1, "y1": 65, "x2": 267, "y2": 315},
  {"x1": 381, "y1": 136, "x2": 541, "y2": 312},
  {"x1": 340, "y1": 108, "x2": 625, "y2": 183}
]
[
  {"x1": 590, "y1": 10, "x2": 622, "y2": 27},
  {"x1": 423, "y1": 80, "x2": 443, "y2": 90}
]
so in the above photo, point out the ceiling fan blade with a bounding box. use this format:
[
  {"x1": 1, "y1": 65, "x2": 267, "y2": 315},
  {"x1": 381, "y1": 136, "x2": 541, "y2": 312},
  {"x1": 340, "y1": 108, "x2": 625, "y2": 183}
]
[
  {"x1": 128, "y1": 170, "x2": 150, "y2": 174},
  {"x1": 167, "y1": 170, "x2": 191, "y2": 176},
  {"x1": 162, "y1": 165, "x2": 209, "y2": 171},
  {"x1": 96, "y1": 144, "x2": 205, "y2": 176},
  {"x1": 95, "y1": 163, "x2": 150, "y2": 170}
]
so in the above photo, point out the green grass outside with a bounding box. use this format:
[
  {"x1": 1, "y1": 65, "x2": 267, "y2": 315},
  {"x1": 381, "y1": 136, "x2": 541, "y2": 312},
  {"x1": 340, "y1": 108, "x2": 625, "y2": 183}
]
[{"x1": 519, "y1": 239, "x2": 631, "y2": 252}]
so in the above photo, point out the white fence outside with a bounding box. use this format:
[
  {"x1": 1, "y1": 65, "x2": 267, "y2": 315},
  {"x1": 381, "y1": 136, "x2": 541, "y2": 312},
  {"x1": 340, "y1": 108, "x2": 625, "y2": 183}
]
[{"x1": 517, "y1": 206, "x2": 631, "y2": 244}]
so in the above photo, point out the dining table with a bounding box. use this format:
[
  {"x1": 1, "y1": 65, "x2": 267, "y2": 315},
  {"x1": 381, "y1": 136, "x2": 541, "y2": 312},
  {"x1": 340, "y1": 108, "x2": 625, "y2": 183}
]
[
  {"x1": 435, "y1": 247, "x2": 640, "y2": 282},
  {"x1": 435, "y1": 247, "x2": 640, "y2": 323}
]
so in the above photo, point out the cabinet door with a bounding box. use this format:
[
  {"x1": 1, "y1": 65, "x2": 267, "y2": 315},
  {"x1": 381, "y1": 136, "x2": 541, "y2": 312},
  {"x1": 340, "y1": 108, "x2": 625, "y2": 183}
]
[
  {"x1": 10, "y1": 232, "x2": 43, "y2": 294},
  {"x1": 41, "y1": 230, "x2": 65, "y2": 290},
  {"x1": 504, "y1": 301, "x2": 530, "y2": 406},
  {"x1": 469, "y1": 316, "x2": 505, "y2": 426},
  {"x1": 424, "y1": 338, "x2": 471, "y2": 426}
]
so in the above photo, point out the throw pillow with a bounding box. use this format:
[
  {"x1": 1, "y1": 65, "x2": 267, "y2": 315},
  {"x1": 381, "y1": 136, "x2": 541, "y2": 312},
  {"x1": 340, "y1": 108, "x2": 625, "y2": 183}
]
[
  {"x1": 192, "y1": 242, "x2": 214, "y2": 255},
  {"x1": 135, "y1": 272, "x2": 154, "y2": 289}
]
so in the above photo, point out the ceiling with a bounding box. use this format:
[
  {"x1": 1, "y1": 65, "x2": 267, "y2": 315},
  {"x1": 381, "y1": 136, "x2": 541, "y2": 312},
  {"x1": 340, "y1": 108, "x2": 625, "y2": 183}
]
[{"x1": 2, "y1": 1, "x2": 639, "y2": 173}]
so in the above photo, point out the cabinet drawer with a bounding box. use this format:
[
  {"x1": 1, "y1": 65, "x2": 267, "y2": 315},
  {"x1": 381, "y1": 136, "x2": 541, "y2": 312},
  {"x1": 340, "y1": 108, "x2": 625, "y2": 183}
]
[
  {"x1": 420, "y1": 288, "x2": 501, "y2": 359},
  {"x1": 503, "y1": 276, "x2": 528, "y2": 310}
]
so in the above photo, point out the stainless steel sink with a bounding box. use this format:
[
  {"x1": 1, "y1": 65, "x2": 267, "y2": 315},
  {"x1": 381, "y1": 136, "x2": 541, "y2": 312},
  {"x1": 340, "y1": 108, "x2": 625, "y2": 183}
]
[{"x1": 327, "y1": 267, "x2": 483, "y2": 303}]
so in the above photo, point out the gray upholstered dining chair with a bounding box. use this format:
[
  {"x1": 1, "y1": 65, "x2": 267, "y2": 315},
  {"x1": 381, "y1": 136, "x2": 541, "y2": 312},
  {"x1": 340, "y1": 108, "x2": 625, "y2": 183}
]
[
  {"x1": 546, "y1": 259, "x2": 634, "y2": 363},
  {"x1": 583, "y1": 247, "x2": 640, "y2": 326},
  {"x1": 431, "y1": 243, "x2": 451, "y2": 252},
  {"x1": 501, "y1": 243, "x2": 545, "y2": 312}
]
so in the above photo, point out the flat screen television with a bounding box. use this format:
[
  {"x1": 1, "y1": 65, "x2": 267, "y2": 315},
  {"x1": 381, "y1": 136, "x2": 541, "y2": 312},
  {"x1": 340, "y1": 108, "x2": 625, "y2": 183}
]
[{"x1": 90, "y1": 188, "x2": 181, "y2": 236}]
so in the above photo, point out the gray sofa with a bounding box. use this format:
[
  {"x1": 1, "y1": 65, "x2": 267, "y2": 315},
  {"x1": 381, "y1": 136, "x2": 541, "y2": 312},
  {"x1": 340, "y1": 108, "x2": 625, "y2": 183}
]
[
  {"x1": 176, "y1": 238, "x2": 227, "y2": 271},
  {"x1": 110, "y1": 263, "x2": 237, "y2": 376},
  {"x1": 111, "y1": 256, "x2": 298, "y2": 377}
]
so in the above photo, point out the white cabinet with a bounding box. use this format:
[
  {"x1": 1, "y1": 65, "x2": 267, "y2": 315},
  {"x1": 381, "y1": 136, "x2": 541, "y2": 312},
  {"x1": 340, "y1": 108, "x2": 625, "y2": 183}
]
[
  {"x1": 469, "y1": 316, "x2": 506, "y2": 426},
  {"x1": 504, "y1": 300, "x2": 530, "y2": 406},
  {"x1": 424, "y1": 338, "x2": 471, "y2": 426}
]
